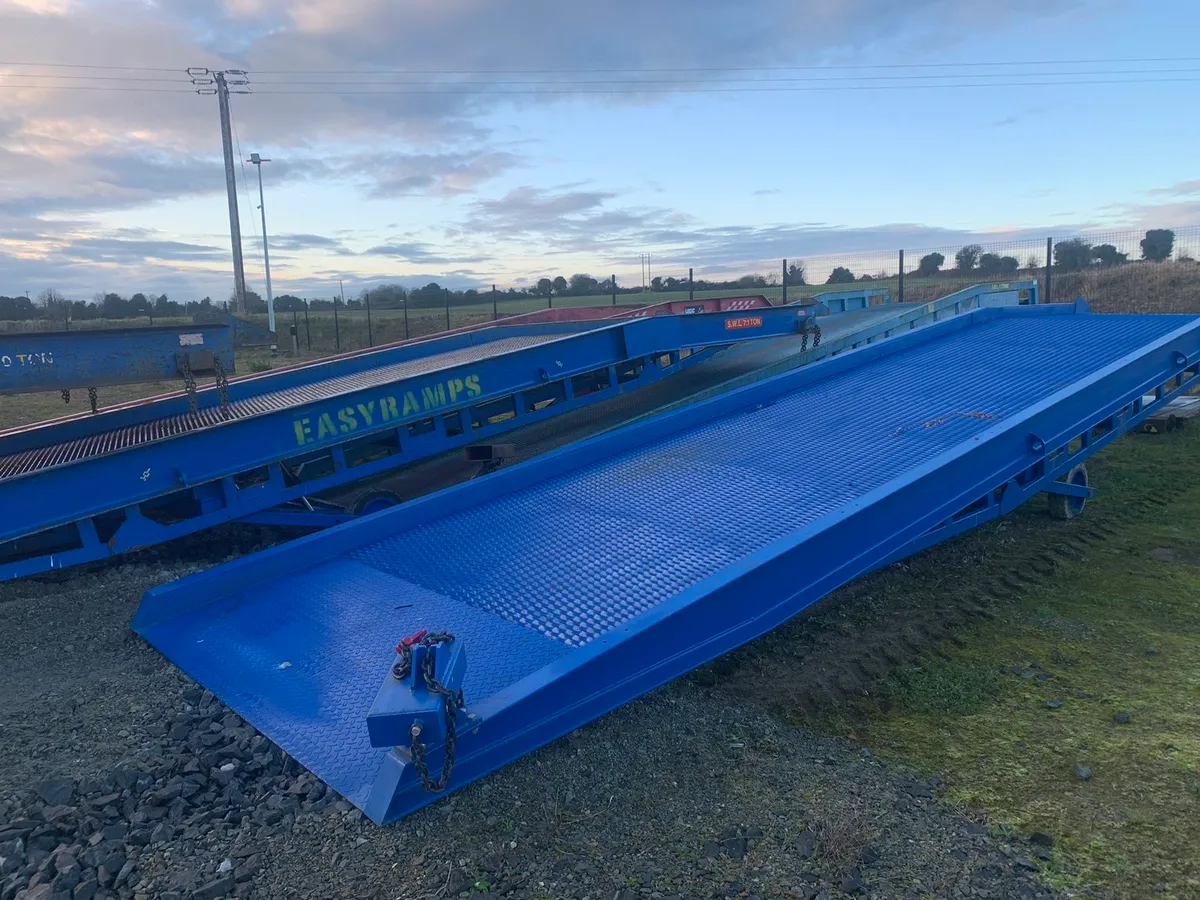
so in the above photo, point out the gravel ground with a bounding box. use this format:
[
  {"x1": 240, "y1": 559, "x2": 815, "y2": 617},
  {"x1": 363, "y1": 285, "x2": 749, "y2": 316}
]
[{"x1": 0, "y1": 542, "x2": 1073, "y2": 900}]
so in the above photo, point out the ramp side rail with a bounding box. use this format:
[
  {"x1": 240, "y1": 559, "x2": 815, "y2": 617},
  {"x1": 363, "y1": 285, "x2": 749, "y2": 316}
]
[{"x1": 800, "y1": 286, "x2": 892, "y2": 311}]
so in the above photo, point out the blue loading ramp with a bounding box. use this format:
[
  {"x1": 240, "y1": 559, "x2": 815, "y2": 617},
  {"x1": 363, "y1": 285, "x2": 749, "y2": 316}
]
[
  {"x1": 132, "y1": 302, "x2": 1200, "y2": 824},
  {"x1": 0, "y1": 307, "x2": 810, "y2": 580}
]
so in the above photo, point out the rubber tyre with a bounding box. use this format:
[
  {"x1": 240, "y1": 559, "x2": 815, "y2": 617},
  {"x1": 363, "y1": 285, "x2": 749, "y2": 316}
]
[
  {"x1": 1048, "y1": 463, "x2": 1088, "y2": 520},
  {"x1": 348, "y1": 489, "x2": 404, "y2": 517}
]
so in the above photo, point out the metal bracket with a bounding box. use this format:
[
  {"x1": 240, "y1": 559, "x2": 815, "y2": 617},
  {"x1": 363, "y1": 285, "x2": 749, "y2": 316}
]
[
  {"x1": 181, "y1": 349, "x2": 218, "y2": 375},
  {"x1": 1042, "y1": 480, "x2": 1096, "y2": 500},
  {"x1": 367, "y1": 634, "x2": 467, "y2": 750},
  {"x1": 464, "y1": 443, "x2": 517, "y2": 478}
]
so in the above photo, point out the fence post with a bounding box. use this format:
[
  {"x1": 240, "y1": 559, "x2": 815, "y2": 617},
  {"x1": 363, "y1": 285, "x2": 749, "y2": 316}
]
[
  {"x1": 689, "y1": 267, "x2": 694, "y2": 301},
  {"x1": 365, "y1": 291, "x2": 374, "y2": 347},
  {"x1": 333, "y1": 297, "x2": 341, "y2": 351},
  {"x1": 611, "y1": 274, "x2": 617, "y2": 306},
  {"x1": 402, "y1": 294, "x2": 410, "y2": 339},
  {"x1": 781, "y1": 259, "x2": 787, "y2": 305},
  {"x1": 548, "y1": 286, "x2": 553, "y2": 310},
  {"x1": 898, "y1": 249, "x2": 905, "y2": 304},
  {"x1": 1045, "y1": 237, "x2": 1053, "y2": 304},
  {"x1": 492, "y1": 284, "x2": 498, "y2": 320},
  {"x1": 304, "y1": 300, "x2": 311, "y2": 350},
  {"x1": 445, "y1": 289, "x2": 451, "y2": 330},
  {"x1": 292, "y1": 309, "x2": 299, "y2": 354}
]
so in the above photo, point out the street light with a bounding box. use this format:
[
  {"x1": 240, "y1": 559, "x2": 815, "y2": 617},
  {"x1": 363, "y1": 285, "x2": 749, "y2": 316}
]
[{"x1": 247, "y1": 152, "x2": 276, "y2": 351}]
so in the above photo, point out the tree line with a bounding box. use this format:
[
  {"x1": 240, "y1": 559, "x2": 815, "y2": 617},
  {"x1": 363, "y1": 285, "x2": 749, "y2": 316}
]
[
  {"x1": 1, "y1": 230, "x2": 1184, "y2": 322},
  {"x1": 821, "y1": 228, "x2": 1180, "y2": 285}
]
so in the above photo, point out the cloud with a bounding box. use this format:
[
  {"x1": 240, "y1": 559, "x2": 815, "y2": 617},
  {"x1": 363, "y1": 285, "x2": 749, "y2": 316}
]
[
  {"x1": 753, "y1": 189, "x2": 782, "y2": 196},
  {"x1": 1149, "y1": 180, "x2": 1200, "y2": 197},
  {"x1": 62, "y1": 236, "x2": 226, "y2": 263},
  {"x1": 269, "y1": 233, "x2": 349, "y2": 251},
  {"x1": 457, "y1": 185, "x2": 692, "y2": 255},
  {"x1": 455, "y1": 185, "x2": 1064, "y2": 270},
  {"x1": 0, "y1": 0, "x2": 1085, "y2": 185},
  {"x1": 0, "y1": 0, "x2": 1093, "y2": 295},
  {"x1": 365, "y1": 150, "x2": 521, "y2": 198},
  {"x1": 361, "y1": 241, "x2": 477, "y2": 265}
]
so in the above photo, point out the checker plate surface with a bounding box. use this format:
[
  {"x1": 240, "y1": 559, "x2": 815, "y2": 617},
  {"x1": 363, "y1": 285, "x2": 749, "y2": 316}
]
[
  {"x1": 140, "y1": 312, "x2": 1192, "y2": 810},
  {"x1": 141, "y1": 560, "x2": 566, "y2": 807},
  {"x1": 351, "y1": 314, "x2": 1184, "y2": 645}
]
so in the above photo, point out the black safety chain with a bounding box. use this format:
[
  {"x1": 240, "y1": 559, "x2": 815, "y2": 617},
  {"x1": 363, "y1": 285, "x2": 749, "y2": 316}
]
[
  {"x1": 812, "y1": 321, "x2": 822, "y2": 349},
  {"x1": 800, "y1": 319, "x2": 810, "y2": 352},
  {"x1": 87, "y1": 387, "x2": 98, "y2": 414},
  {"x1": 213, "y1": 356, "x2": 231, "y2": 418},
  {"x1": 391, "y1": 630, "x2": 455, "y2": 680},
  {"x1": 392, "y1": 631, "x2": 461, "y2": 793},
  {"x1": 179, "y1": 356, "x2": 199, "y2": 415},
  {"x1": 60, "y1": 389, "x2": 70, "y2": 405}
]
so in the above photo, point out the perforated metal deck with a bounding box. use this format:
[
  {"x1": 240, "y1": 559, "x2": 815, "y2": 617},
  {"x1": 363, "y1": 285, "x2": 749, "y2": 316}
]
[
  {"x1": 346, "y1": 313, "x2": 1178, "y2": 646},
  {"x1": 0, "y1": 334, "x2": 563, "y2": 480},
  {"x1": 137, "y1": 312, "x2": 1196, "y2": 813}
]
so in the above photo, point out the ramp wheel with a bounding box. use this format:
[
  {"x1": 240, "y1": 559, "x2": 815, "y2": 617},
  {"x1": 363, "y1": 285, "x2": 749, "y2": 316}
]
[
  {"x1": 1048, "y1": 463, "x2": 1089, "y2": 520},
  {"x1": 349, "y1": 489, "x2": 403, "y2": 517}
]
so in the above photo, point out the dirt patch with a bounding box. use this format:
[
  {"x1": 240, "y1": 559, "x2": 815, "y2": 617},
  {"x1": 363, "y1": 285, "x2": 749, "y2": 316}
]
[
  {"x1": 0, "y1": 558, "x2": 1066, "y2": 900},
  {"x1": 1148, "y1": 546, "x2": 1200, "y2": 568}
]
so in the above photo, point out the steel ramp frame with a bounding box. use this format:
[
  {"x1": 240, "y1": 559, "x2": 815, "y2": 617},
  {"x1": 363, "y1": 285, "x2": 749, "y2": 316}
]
[
  {"x1": 132, "y1": 303, "x2": 1200, "y2": 824},
  {"x1": 0, "y1": 308, "x2": 810, "y2": 580},
  {"x1": 225, "y1": 284, "x2": 1035, "y2": 532}
]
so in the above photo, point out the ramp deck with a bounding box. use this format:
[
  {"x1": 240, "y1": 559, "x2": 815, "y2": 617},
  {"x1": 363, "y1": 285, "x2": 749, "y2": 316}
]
[{"x1": 134, "y1": 304, "x2": 1200, "y2": 823}]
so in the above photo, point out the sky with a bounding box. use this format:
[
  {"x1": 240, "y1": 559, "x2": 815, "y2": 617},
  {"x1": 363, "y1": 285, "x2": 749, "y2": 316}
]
[{"x1": 0, "y1": 0, "x2": 1198, "y2": 303}]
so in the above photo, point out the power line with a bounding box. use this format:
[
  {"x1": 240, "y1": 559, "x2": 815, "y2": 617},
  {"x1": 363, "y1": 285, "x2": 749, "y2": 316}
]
[
  {"x1": 2, "y1": 54, "x2": 1199, "y2": 77},
  {"x1": 249, "y1": 55, "x2": 1200, "y2": 75},
  {"x1": 248, "y1": 76, "x2": 1200, "y2": 95},
  {"x1": 2, "y1": 67, "x2": 1197, "y2": 96},
  {"x1": 4, "y1": 75, "x2": 1196, "y2": 95},
  {"x1": 249, "y1": 67, "x2": 1200, "y2": 86},
  {"x1": 0, "y1": 60, "x2": 184, "y2": 72},
  {"x1": 0, "y1": 84, "x2": 196, "y2": 92},
  {"x1": 0, "y1": 72, "x2": 192, "y2": 82}
]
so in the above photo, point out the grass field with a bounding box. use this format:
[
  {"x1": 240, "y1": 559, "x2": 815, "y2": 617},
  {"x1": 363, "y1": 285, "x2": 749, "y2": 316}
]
[{"x1": 709, "y1": 422, "x2": 1200, "y2": 899}]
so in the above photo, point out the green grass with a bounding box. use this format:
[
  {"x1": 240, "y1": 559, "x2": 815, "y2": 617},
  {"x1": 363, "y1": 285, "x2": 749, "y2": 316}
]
[
  {"x1": 884, "y1": 658, "x2": 1005, "y2": 717},
  {"x1": 849, "y1": 426, "x2": 1200, "y2": 899}
]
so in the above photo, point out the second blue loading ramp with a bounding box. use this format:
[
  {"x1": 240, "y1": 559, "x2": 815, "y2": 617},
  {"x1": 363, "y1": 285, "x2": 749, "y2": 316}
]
[{"x1": 133, "y1": 303, "x2": 1200, "y2": 824}]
